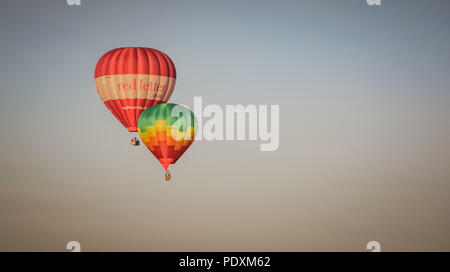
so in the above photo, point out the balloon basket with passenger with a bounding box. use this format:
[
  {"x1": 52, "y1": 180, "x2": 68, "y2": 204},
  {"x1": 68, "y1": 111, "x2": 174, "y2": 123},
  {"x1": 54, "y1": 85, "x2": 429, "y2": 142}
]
[
  {"x1": 165, "y1": 171, "x2": 171, "y2": 181},
  {"x1": 130, "y1": 137, "x2": 140, "y2": 146}
]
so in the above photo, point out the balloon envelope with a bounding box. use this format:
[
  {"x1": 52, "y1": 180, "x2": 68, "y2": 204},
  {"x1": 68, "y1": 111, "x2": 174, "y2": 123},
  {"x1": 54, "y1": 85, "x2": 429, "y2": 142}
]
[
  {"x1": 138, "y1": 103, "x2": 197, "y2": 171},
  {"x1": 94, "y1": 47, "x2": 176, "y2": 132}
]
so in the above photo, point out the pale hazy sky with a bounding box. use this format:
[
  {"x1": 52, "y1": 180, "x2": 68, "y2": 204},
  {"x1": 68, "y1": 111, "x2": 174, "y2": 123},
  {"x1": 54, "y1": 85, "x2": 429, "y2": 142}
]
[{"x1": 0, "y1": 0, "x2": 449, "y2": 251}]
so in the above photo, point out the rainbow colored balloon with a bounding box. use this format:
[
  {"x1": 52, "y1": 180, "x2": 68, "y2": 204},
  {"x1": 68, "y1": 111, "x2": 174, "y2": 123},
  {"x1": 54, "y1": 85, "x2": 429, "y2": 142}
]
[{"x1": 137, "y1": 103, "x2": 197, "y2": 172}]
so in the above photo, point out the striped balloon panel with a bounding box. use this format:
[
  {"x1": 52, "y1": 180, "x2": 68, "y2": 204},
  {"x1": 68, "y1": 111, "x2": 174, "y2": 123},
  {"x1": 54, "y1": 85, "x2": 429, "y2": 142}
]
[{"x1": 94, "y1": 47, "x2": 176, "y2": 132}]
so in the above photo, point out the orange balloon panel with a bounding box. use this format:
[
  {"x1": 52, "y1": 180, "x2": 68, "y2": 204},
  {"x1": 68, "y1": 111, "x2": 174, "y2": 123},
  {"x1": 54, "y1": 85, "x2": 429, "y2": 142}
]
[{"x1": 94, "y1": 47, "x2": 176, "y2": 132}]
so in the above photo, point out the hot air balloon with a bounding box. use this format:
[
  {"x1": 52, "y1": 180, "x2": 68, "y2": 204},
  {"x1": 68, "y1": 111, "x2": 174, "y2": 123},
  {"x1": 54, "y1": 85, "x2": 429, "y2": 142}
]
[
  {"x1": 137, "y1": 103, "x2": 197, "y2": 180},
  {"x1": 94, "y1": 47, "x2": 176, "y2": 145}
]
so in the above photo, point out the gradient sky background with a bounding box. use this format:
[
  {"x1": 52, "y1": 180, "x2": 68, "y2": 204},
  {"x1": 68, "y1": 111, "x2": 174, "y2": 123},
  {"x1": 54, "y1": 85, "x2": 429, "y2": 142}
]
[{"x1": 1, "y1": 0, "x2": 450, "y2": 251}]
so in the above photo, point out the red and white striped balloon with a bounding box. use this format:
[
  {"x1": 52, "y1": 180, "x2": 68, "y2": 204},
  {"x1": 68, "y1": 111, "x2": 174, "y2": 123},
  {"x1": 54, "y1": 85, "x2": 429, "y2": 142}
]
[{"x1": 94, "y1": 47, "x2": 176, "y2": 132}]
